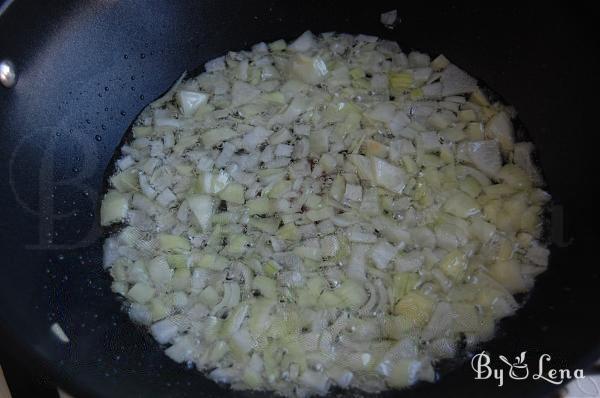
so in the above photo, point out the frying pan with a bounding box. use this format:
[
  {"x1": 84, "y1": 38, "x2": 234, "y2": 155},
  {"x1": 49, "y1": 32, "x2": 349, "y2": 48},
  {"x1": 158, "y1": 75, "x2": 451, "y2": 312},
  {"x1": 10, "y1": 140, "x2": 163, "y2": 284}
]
[{"x1": 0, "y1": 1, "x2": 599, "y2": 397}]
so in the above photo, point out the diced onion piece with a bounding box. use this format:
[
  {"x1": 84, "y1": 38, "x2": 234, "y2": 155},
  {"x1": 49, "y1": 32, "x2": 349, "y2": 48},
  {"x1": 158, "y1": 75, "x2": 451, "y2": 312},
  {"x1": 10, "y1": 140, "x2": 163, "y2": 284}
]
[
  {"x1": 306, "y1": 207, "x2": 334, "y2": 222},
  {"x1": 288, "y1": 31, "x2": 316, "y2": 52},
  {"x1": 370, "y1": 241, "x2": 398, "y2": 269},
  {"x1": 188, "y1": 194, "x2": 214, "y2": 231},
  {"x1": 380, "y1": 10, "x2": 398, "y2": 28},
  {"x1": 242, "y1": 126, "x2": 272, "y2": 151},
  {"x1": 386, "y1": 359, "x2": 422, "y2": 388},
  {"x1": 218, "y1": 183, "x2": 245, "y2": 204},
  {"x1": 488, "y1": 260, "x2": 527, "y2": 293},
  {"x1": 100, "y1": 191, "x2": 129, "y2": 226},
  {"x1": 253, "y1": 276, "x2": 277, "y2": 299},
  {"x1": 159, "y1": 234, "x2": 190, "y2": 253},
  {"x1": 467, "y1": 140, "x2": 502, "y2": 177},
  {"x1": 309, "y1": 128, "x2": 330, "y2": 154},
  {"x1": 222, "y1": 303, "x2": 250, "y2": 337},
  {"x1": 335, "y1": 280, "x2": 368, "y2": 309},
  {"x1": 150, "y1": 317, "x2": 179, "y2": 344},
  {"x1": 128, "y1": 283, "x2": 155, "y2": 303},
  {"x1": 431, "y1": 54, "x2": 450, "y2": 71},
  {"x1": 526, "y1": 241, "x2": 550, "y2": 266},
  {"x1": 148, "y1": 257, "x2": 173, "y2": 285},
  {"x1": 438, "y1": 250, "x2": 468, "y2": 281},
  {"x1": 470, "y1": 218, "x2": 496, "y2": 243},
  {"x1": 497, "y1": 164, "x2": 531, "y2": 189},
  {"x1": 232, "y1": 81, "x2": 261, "y2": 107},
  {"x1": 177, "y1": 90, "x2": 209, "y2": 116},
  {"x1": 443, "y1": 192, "x2": 481, "y2": 218},
  {"x1": 156, "y1": 188, "x2": 177, "y2": 208},
  {"x1": 344, "y1": 184, "x2": 363, "y2": 202},
  {"x1": 201, "y1": 127, "x2": 239, "y2": 148},
  {"x1": 513, "y1": 142, "x2": 542, "y2": 185},
  {"x1": 247, "y1": 197, "x2": 273, "y2": 215},
  {"x1": 277, "y1": 223, "x2": 301, "y2": 241},
  {"x1": 440, "y1": 64, "x2": 477, "y2": 96},
  {"x1": 293, "y1": 246, "x2": 322, "y2": 261},
  {"x1": 393, "y1": 292, "x2": 434, "y2": 326},
  {"x1": 50, "y1": 323, "x2": 70, "y2": 343},
  {"x1": 299, "y1": 370, "x2": 330, "y2": 394},
  {"x1": 290, "y1": 54, "x2": 328, "y2": 84},
  {"x1": 367, "y1": 103, "x2": 396, "y2": 124},
  {"x1": 485, "y1": 111, "x2": 514, "y2": 153},
  {"x1": 371, "y1": 157, "x2": 407, "y2": 194}
]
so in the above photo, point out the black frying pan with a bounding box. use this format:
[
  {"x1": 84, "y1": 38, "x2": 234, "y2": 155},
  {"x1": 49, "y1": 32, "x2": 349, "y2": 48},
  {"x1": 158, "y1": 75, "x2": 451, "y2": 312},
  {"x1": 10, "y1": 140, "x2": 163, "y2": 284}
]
[{"x1": 1, "y1": 1, "x2": 599, "y2": 397}]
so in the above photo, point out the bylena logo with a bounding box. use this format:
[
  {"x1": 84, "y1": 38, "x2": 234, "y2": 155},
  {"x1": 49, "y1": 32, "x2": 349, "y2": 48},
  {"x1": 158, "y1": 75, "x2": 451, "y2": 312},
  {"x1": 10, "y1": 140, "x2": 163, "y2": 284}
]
[{"x1": 471, "y1": 351, "x2": 585, "y2": 387}]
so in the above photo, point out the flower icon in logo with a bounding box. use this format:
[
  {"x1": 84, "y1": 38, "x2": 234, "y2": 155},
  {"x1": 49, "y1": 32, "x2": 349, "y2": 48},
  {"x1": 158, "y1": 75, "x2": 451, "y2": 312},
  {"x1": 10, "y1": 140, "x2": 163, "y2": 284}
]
[{"x1": 499, "y1": 351, "x2": 529, "y2": 380}]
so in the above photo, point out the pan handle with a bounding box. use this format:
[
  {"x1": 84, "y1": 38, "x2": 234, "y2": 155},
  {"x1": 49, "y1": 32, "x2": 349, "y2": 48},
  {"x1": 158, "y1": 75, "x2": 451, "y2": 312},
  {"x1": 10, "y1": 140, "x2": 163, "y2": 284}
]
[{"x1": 0, "y1": 59, "x2": 17, "y2": 88}]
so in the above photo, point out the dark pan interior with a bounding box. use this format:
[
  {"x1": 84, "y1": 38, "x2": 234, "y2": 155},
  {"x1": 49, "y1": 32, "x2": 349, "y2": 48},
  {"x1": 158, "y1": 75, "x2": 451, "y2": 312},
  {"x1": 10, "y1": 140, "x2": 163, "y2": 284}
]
[{"x1": 0, "y1": 1, "x2": 599, "y2": 397}]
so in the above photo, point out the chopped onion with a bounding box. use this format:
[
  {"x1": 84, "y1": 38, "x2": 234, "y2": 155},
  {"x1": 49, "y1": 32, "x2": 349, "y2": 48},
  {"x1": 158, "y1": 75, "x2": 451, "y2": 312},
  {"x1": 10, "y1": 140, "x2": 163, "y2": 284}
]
[
  {"x1": 187, "y1": 194, "x2": 214, "y2": 231},
  {"x1": 100, "y1": 191, "x2": 129, "y2": 226},
  {"x1": 485, "y1": 111, "x2": 514, "y2": 153},
  {"x1": 101, "y1": 31, "x2": 550, "y2": 398},
  {"x1": 177, "y1": 90, "x2": 209, "y2": 116},
  {"x1": 380, "y1": 10, "x2": 398, "y2": 29},
  {"x1": 466, "y1": 140, "x2": 502, "y2": 177},
  {"x1": 440, "y1": 64, "x2": 477, "y2": 96},
  {"x1": 288, "y1": 31, "x2": 316, "y2": 53},
  {"x1": 151, "y1": 317, "x2": 179, "y2": 344}
]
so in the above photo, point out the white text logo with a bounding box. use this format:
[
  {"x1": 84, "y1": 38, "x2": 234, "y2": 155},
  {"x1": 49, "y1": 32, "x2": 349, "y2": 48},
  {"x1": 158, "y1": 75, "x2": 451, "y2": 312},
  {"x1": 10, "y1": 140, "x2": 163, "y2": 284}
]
[{"x1": 471, "y1": 351, "x2": 585, "y2": 387}]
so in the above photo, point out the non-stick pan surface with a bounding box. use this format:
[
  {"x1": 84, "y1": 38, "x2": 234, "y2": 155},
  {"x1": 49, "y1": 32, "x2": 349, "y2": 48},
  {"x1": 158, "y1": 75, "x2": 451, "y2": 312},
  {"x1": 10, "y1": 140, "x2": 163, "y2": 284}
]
[{"x1": 1, "y1": 1, "x2": 599, "y2": 397}]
